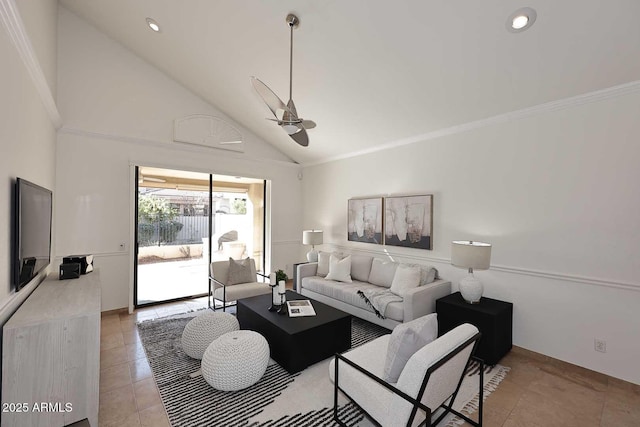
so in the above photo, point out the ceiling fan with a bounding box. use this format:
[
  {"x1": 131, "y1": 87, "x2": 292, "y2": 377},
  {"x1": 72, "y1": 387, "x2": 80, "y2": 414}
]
[{"x1": 251, "y1": 14, "x2": 316, "y2": 147}]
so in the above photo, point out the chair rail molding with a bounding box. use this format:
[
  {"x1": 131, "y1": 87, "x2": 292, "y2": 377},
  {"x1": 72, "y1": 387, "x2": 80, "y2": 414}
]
[
  {"x1": 0, "y1": 0, "x2": 62, "y2": 128},
  {"x1": 272, "y1": 240, "x2": 300, "y2": 246},
  {"x1": 328, "y1": 243, "x2": 640, "y2": 293}
]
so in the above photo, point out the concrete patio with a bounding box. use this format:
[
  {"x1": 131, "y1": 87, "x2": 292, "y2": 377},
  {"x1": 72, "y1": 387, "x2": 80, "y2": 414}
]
[{"x1": 137, "y1": 257, "x2": 209, "y2": 304}]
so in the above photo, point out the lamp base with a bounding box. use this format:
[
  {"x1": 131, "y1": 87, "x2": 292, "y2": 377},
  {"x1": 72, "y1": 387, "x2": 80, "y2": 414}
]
[
  {"x1": 306, "y1": 249, "x2": 318, "y2": 263},
  {"x1": 459, "y1": 273, "x2": 483, "y2": 304}
]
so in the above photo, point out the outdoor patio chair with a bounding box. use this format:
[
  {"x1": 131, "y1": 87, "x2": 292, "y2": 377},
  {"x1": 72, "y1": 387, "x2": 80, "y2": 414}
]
[
  {"x1": 330, "y1": 322, "x2": 482, "y2": 427},
  {"x1": 217, "y1": 230, "x2": 238, "y2": 250},
  {"x1": 209, "y1": 257, "x2": 270, "y2": 311}
]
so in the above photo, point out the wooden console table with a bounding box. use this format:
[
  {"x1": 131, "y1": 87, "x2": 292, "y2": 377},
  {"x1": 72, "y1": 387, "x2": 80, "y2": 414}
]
[{"x1": 2, "y1": 270, "x2": 101, "y2": 427}]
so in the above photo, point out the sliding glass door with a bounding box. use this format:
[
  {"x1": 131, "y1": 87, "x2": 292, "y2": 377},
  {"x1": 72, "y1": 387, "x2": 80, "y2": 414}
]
[{"x1": 134, "y1": 166, "x2": 266, "y2": 308}]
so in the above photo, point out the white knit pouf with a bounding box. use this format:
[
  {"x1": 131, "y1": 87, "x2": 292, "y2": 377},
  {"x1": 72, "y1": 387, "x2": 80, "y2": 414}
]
[
  {"x1": 181, "y1": 312, "x2": 239, "y2": 360},
  {"x1": 201, "y1": 330, "x2": 270, "y2": 391}
]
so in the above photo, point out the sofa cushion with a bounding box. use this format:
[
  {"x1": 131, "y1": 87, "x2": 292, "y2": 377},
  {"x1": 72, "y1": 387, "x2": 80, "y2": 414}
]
[
  {"x1": 350, "y1": 255, "x2": 374, "y2": 282},
  {"x1": 390, "y1": 264, "x2": 421, "y2": 296},
  {"x1": 368, "y1": 259, "x2": 398, "y2": 288},
  {"x1": 383, "y1": 313, "x2": 438, "y2": 382},
  {"x1": 227, "y1": 257, "x2": 254, "y2": 285},
  {"x1": 317, "y1": 251, "x2": 343, "y2": 277},
  {"x1": 326, "y1": 255, "x2": 353, "y2": 283},
  {"x1": 301, "y1": 277, "x2": 404, "y2": 322},
  {"x1": 213, "y1": 281, "x2": 270, "y2": 301}
]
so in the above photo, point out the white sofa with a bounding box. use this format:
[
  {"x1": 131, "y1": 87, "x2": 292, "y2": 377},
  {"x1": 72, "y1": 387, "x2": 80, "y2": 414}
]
[{"x1": 296, "y1": 253, "x2": 451, "y2": 329}]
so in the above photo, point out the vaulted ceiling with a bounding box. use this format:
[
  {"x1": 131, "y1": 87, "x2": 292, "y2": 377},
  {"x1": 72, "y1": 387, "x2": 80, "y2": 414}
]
[{"x1": 60, "y1": 0, "x2": 640, "y2": 165}]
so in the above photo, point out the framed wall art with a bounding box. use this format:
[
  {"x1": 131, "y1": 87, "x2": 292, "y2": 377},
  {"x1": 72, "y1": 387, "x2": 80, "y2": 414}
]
[
  {"x1": 347, "y1": 197, "x2": 383, "y2": 244},
  {"x1": 384, "y1": 194, "x2": 433, "y2": 250}
]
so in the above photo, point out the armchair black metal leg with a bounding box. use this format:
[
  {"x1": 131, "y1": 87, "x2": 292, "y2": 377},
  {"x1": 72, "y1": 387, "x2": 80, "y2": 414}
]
[
  {"x1": 333, "y1": 356, "x2": 346, "y2": 426},
  {"x1": 478, "y1": 359, "x2": 484, "y2": 427}
]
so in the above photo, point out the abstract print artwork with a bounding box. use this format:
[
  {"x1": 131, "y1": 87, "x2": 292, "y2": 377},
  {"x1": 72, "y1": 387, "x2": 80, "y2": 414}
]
[
  {"x1": 384, "y1": 195, "x2": 433, "y2": 250},
  {"x1": 347, "y1": 198, "x2": 383, "y2": 244}
]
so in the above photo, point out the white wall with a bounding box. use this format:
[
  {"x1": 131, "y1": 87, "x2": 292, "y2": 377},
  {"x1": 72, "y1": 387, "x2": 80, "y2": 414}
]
[
  {"x1": 301, "y1": 90, "x2": 640, "y2": 384},
  {"x1": 0, "y1": 0, "x2": 58, "y2": 313},
  {"x1": 56, "y1": 7, "x2": 302, "y2": 311}
]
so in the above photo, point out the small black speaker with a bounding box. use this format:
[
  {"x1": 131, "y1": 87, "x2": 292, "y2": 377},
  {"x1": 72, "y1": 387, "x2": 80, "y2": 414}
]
[
  {"x1": 63, "y1": 255, "x2": 94, "y2": 274},
  {"x1": 59, "y1": 263, "x2": 81, "y2": 280}
]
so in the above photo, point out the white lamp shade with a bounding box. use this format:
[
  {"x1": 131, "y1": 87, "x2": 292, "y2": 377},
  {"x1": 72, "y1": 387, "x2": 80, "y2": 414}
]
[
  {"x1": 302, "y1": 230, "x2": 323, "y2": 246},
  {"x1": 451, "y1": 241, "x2": 492, "y2": 270}
]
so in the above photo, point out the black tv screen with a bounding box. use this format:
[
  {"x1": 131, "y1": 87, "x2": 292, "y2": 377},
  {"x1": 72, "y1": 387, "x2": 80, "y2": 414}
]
[{"x1": 14, "y1": 178, "x2": 52, "y2": 290}]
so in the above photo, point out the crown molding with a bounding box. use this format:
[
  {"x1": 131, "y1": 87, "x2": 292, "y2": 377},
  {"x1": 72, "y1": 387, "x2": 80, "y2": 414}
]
[
  {"x1": 304, "y1": 80, "x2": 640, "y2": 167},
  {"x1": 58, "y1": 126, "x2": 301, "y2": 169},
  {"x1": 0, "y1": 0, "x2": 62, "y2": 128}
]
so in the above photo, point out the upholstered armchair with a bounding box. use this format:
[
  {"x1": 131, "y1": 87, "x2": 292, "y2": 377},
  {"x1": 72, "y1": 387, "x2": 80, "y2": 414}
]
[
  {"x1": 209, "y1": 258, "x2": 270, "y2": 311},
  {"x1": 330, "y1": 317, "x2": 482, "y2": 427}
]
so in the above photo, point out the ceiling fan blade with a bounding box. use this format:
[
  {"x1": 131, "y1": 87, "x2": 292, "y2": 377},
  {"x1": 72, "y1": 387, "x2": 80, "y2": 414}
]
[
  {"x1": 301, "y1": 120, "x2": 316, "y2": 129},
  {"x1": 251, "y1": 77, "x2": 291, "y2": 120},
  {"x1": 289, "y1": 125, "x2": 309, "y2": 147}
]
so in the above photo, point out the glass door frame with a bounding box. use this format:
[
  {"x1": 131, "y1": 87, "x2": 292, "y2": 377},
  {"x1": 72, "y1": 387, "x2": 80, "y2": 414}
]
[{"x1": 133, "y1": 166, "x2": 267, "y2": 309}]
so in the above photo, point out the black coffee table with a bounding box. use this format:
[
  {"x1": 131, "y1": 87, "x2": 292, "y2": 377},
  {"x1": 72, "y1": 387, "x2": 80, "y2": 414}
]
[{"x1": 237, "y1": 290, "x2": 352, "y2": 373}]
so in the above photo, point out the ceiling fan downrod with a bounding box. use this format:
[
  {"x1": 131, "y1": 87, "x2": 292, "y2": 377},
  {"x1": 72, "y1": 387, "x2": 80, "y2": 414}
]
[{"x1": 286, "y1": 14, "x2": 298, "y2": 103}]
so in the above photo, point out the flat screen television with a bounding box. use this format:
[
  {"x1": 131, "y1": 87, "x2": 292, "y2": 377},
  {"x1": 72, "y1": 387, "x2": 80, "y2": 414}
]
[{"x1": 13, "y1": 178, "x2": 53, "y2": 290}]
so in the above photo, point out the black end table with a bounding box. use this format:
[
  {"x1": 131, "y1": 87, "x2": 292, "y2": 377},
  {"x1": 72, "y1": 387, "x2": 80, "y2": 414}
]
[{"x1": 436, "y1": 292, "x2": 513, "y2": 365}]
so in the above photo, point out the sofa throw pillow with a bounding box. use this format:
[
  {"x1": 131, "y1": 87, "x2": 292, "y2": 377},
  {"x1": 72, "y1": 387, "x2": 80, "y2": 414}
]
[
  {"x1": 325, "y1": 254, "x2": 352, "y2": 283},
  {"x1": 421, "y1": 265, "x2": 438, "y2": 284},
  {"x1": 368, "y1": 258, "x2": 398, "y2": 288},
  {"x1": 317, "y1": 251, "x2": 342, "y2": 277},
  {"x1": 389, "y1": 264, "x2": 421, "y2": 296},
  {"x1": 227, "y1": 257, "x2": 254, "y2": 285},
  {"x1": 405, "y1": 263, "x2": 438, "y2": 285},
  {"x1": 383, "y1": 313, "x2": 438, "y2": 383},
  {"x1": 350, "y1": 255, "x2": 374, "y2": 282}
]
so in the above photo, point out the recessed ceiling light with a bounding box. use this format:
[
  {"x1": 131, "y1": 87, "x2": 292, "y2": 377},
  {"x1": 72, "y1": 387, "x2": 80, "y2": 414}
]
[
  {"x1": 512, "y1": 15, "x2": 529, "y2": 29},
  {"x1": 506, "y1": 7, "x2": 537, "y2": 33},
  {"x1": 146, "y1": 18, "x2": 161, "y2": 32}
]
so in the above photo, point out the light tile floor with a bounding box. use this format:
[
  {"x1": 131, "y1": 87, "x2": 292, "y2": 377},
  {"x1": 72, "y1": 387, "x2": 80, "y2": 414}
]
[
  {"x1": 98, "y1": 297, "x2": 210, "y2": 427},
  {"x1": 100, "y1": 299, "x2": 640, "y2": 427}
]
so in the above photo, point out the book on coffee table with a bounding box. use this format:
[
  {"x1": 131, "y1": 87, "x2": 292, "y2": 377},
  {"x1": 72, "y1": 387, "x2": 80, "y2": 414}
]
[{"x1": 286, "y1": 300, "x2": 316, "y2": 317}]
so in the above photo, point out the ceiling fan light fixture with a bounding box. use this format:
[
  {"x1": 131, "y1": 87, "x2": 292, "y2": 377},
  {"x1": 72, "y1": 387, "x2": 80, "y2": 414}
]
[
  {"x1": 506, "y1": 7, "x2": 536, "y2": 33},
  {"x1": 282, "y1": 124, "x2": 301, "y2": 135}
]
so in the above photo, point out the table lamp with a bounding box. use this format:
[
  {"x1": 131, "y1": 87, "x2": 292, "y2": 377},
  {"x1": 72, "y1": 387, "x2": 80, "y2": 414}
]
[
  {"x1": 451, "y1": 240, "x2": 492, "y2": 304},
  {"x1": 302, "y1": 230, "x2": 323, "y2": 262}
]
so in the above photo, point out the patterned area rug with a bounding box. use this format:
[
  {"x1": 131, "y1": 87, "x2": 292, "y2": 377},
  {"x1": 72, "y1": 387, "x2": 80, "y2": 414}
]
[
  {"x1": 137, "y1": 312, "x2": 508, "y2": 427},
  {"x1": 138, "y1": 313, "x2": 387, "y2": 426}
]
